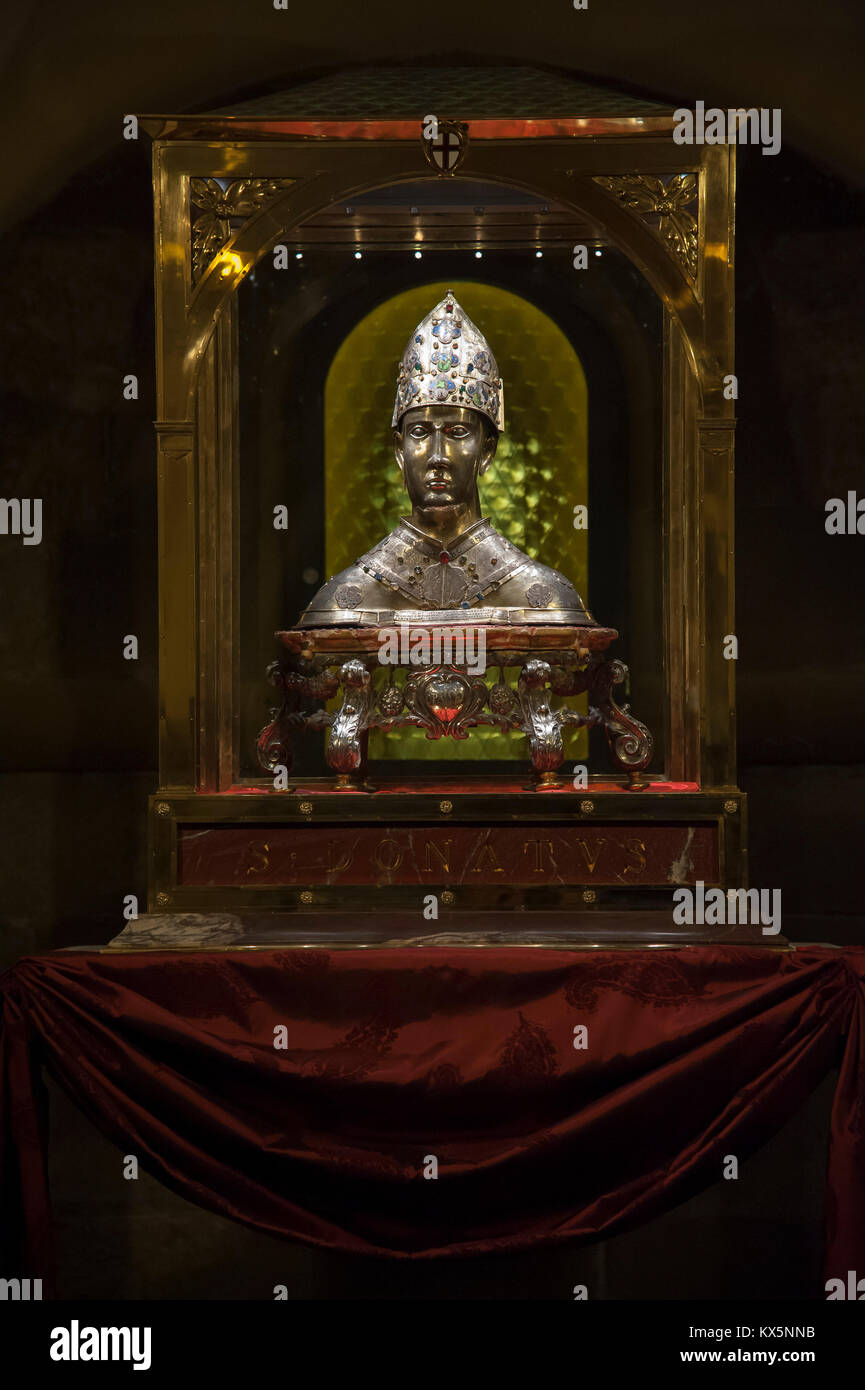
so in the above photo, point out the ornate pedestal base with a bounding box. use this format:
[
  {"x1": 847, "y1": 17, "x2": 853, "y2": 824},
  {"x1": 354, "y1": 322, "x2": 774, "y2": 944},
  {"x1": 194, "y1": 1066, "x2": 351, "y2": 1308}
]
[
  {"x1": 257, "y1": 622, "x2": 653, "y2": 789},
  {"x1": 144, "y1": 783, "x2": 762, "y2": 945}
]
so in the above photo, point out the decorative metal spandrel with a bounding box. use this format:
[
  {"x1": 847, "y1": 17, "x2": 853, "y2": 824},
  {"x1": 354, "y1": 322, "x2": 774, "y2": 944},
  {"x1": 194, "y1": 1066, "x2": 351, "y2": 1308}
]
[
  {"x1": 189, "y1": 177, "x2": 294, "y2": 282},
  {"x1": 594, "y1": 174, "x2": 698, "y2": 282}
]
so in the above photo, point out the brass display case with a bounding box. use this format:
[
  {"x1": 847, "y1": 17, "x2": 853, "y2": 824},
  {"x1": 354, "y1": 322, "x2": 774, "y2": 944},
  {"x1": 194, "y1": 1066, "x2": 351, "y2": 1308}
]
[{"x1": 138, "y1": 69, "x2": 746, "y2": 936}]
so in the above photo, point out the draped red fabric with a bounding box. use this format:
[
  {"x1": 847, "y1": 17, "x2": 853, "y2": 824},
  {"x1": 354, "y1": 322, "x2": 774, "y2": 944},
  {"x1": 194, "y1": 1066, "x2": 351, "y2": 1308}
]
[{"x1": 1, "y1": 946, "x2": 863, "y2": 1290}]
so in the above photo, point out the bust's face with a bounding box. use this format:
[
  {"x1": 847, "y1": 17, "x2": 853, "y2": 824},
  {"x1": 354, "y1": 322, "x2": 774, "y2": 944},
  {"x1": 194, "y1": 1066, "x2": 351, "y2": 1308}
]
[{"x1": 394, "y1": 405, "x2": 496, "y2": 510}]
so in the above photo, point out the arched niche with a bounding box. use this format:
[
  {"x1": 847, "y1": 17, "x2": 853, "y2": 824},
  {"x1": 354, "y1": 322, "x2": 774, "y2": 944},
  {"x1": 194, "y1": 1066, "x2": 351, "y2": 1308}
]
[
  {"x1": 234, "y1": 223, "x2": 665, "y2": 776},
  {"x1": 324, "y1": 280, "x2": 587, "y2": 763}
]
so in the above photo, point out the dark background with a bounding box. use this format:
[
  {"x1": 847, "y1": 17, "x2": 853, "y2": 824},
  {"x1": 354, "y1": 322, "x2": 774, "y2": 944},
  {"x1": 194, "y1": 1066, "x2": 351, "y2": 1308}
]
[{"x1": 0, "y1": 0, "x2": 862, "y2": 1299}]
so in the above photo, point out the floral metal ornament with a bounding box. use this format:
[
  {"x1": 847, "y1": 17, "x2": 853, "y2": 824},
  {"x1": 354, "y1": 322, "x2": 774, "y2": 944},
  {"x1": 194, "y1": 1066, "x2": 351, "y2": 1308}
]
[
  {"x1": 189, "y1": 177, "x2": 294, "y2": 282},
  {"x1": 402, "y1": 666, "x2": 489, "y2": 739},
  {"x1": 594, "y1": 174, "x2": 699, "y2": 282},
  {"x1": 526, "y1": 582, "x2": 553, "y2": 609}
]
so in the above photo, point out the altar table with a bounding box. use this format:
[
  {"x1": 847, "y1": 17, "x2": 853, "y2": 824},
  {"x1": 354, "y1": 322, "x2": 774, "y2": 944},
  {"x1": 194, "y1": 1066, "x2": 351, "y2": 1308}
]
[{"x1": 2, "y1": 944, "x2": 863, "y2": 1297}]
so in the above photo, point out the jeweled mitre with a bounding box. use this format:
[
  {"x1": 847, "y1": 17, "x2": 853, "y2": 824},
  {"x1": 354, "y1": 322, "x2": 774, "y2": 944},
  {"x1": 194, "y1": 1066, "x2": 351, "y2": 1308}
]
[{"x1": 392, "y1": 290, "x2": 505, "y2": 431}]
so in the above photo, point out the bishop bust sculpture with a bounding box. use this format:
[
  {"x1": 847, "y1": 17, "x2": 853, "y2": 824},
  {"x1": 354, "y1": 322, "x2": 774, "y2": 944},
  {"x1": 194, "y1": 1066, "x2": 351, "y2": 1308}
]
[{"x1": 297, "y1": 290, "x2": 594, "y2": 628}]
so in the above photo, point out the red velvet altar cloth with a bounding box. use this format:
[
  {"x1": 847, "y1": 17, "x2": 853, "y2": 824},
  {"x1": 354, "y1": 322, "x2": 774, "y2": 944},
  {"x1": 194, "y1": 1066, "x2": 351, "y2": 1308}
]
[{"x1": 2, "y1": 946, "x2": 864, "y2": 1295}]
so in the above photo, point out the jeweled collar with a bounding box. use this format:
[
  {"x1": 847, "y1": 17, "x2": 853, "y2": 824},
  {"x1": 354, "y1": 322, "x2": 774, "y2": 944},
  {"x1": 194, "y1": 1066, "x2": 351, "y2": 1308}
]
[{"x1": 398, "y1": 515, "x2": 494, "y2": 558}]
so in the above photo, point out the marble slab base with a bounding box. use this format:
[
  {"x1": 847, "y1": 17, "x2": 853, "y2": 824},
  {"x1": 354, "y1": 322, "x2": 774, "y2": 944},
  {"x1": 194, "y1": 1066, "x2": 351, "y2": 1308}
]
[{"x1": 104, "y1": 910, "x2": 784, "y2": 951}]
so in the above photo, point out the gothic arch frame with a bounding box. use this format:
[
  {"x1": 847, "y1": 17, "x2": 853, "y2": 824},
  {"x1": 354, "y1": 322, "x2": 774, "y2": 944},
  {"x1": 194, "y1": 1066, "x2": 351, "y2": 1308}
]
[{"x1": 144, "y1": 116, "x2": 735, "y2": 799}]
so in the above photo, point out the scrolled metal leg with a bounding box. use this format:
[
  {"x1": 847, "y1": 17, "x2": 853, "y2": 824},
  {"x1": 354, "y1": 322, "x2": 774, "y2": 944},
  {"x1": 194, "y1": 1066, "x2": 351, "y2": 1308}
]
[
  {"x1": 256, "y1": 660, "x2": 297, "y2": 784},
  {"x1": 517, "y1": 658, "x2": 564, "y2": 787},
  {"x1": 256, "y1": 659, "x2": 341, "y2": 782},
  {"x1": 586, "y1": 656, "x2": 654, "y2": 788},
  {"x1": 327, "y1": 659, "x2": 375, "y2": 789}
]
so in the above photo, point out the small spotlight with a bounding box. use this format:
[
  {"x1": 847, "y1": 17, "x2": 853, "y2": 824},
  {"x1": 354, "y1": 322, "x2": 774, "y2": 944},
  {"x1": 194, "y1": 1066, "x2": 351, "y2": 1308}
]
[
  {"x1": 354, "y1": 251, "x2": 362, "y2": 259},
  {"x1": 414, "y1": 250, "x2": 423, "y2": 259},
  {"x1": 475, "y1": 250, "x2": 482, "y2": 259},
  {"x1": 295, "y1": 251, "x2": 303, "y2": 260},
  {"x1": 535, "y1": 250, "x2": 543, "y2": 258},
  {"x1": 594, "y1": 248, "x2": 602, "y2": 258}
]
